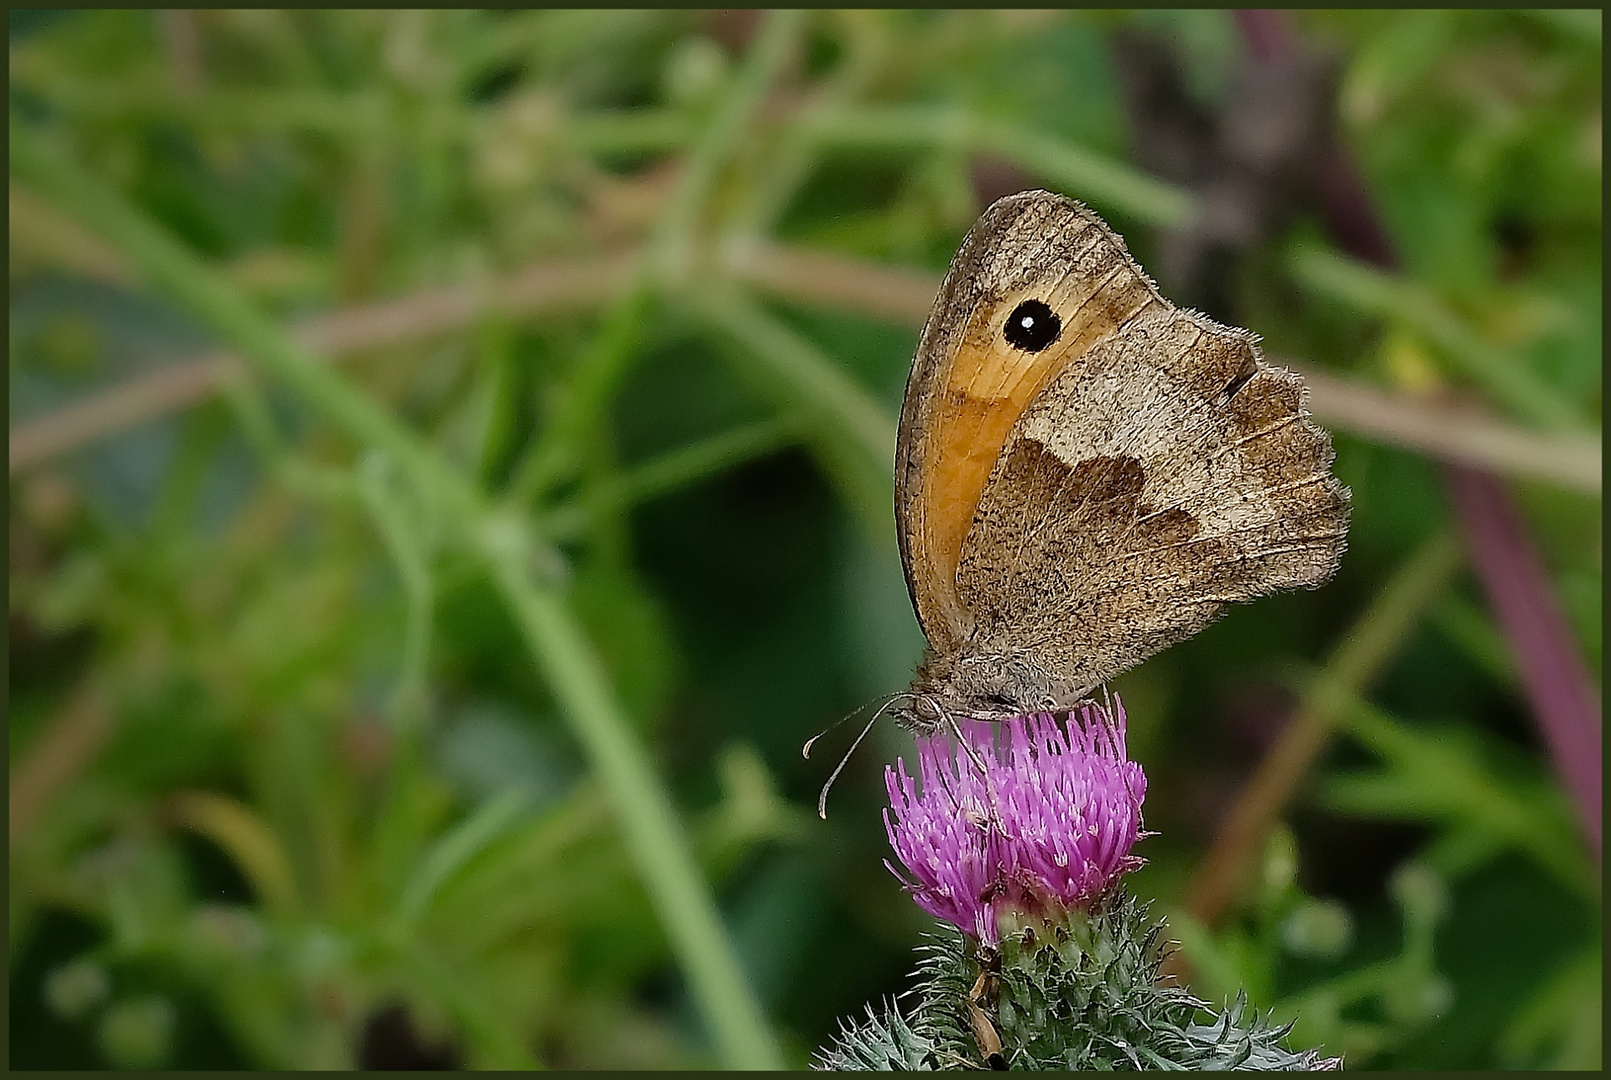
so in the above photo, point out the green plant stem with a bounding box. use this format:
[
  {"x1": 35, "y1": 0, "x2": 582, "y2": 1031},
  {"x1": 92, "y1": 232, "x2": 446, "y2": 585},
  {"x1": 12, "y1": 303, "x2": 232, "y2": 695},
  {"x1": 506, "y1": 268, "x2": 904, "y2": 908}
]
[
  {"x1": 216, "y1": 368, "x2": 361, "y2": 506},
  {"x1": 683, "y1": 288, "x2": 897, "y2": 540},
  {"x1": 484, "y1": 558, "x2": 783, "y2": 1070},
  {"x1": 613, "y1": 416, "x2": 800, "y2": 506},
  {"x1": 503, "y1": 284, "x2": 655, "y2": 504},
  {"x1": 799, "y1": 105, "x2": 1196, "y2": 228},
  {"x1": 10, "y1": 115, "x2": 784, "y2": 1071},
  {"x1": 394, "y1": 788, "x2": 532, "y2": 930},
  {"x1": 1180, "y1": 530, "x2": 1465, "y2": 930},
  {"x1": 355, "y1": 456, "x2": 437, "y2": 682},
  {"x1": 541, "y1": 416, "x2": 802, "y2": 540},
  {"x1": 723, "y1": 14, "x2": 891, "y2": 240},
  {"x1": 1326, "y1": 696, "x2": 1596, "y2": 899},
  {"x1": 503, "y1": 9, "x2": 807, "y2": 510},
  {"x1": 979, "y1": 123, "x2": 1196, "y2": 229},
  {"x1": 395, "y1": 948, "x2": 544, "y2": 1070},
  {"x1": 565, "y1": 108, "x2": 698, "y2": 155},
  {"x1": 652, "y1": 10, "x2": 808, "y2": 278},
  {"x1": 10, "y1": 122, "x2": 468, "y2": 515}
]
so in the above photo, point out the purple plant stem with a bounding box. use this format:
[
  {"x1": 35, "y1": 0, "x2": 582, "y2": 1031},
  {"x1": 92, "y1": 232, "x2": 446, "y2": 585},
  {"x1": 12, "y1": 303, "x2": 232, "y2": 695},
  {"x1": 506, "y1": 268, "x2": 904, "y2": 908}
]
[
  {"x1": 1442, "y1": 466, "x2": 1602, "y2": 852},
  {"x1": 1234, "y1": 8, "x2": 1603, "y2": 861},
  {"x1": 1234, "y1": 8, "x2": 1298, "y2": 61}
]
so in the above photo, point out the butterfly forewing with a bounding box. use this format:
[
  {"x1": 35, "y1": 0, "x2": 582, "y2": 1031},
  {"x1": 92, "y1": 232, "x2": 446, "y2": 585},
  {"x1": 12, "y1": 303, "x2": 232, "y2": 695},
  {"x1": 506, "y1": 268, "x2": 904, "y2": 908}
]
[{"x1": 895, "y1": 193, "x2": 1161, "y2": 654}]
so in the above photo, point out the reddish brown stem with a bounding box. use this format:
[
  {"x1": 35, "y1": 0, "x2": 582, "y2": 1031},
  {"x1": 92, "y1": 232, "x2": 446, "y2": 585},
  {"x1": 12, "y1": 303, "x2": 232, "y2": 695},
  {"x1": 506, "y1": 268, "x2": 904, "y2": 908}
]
[
  {"x1": 1442, "y1": 465, "x2": 1602, "y2": 858},
  {"x1": 1184, "y1": 10, "x2": 1604, "y2": 929}
]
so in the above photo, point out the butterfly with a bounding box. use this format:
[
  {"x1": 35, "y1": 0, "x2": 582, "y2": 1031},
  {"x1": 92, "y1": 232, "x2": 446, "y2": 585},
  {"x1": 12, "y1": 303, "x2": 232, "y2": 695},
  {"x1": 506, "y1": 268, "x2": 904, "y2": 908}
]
[{"x1": 890, "y1": 190, "x2": 1350, "y2": 735}]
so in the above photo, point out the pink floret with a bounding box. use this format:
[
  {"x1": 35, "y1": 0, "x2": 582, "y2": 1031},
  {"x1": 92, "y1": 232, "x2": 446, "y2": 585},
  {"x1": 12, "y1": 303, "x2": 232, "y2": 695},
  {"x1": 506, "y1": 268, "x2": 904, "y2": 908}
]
[{"x1": 883, "y1": 700, "x2": 1147, "y2": 946}]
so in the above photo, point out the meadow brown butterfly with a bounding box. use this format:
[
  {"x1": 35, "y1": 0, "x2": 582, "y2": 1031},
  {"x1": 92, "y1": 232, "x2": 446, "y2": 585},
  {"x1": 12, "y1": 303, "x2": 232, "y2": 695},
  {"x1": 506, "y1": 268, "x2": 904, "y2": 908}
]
[{"x1": 892, "y1": 190, "x2": 1349, "y2": 734}]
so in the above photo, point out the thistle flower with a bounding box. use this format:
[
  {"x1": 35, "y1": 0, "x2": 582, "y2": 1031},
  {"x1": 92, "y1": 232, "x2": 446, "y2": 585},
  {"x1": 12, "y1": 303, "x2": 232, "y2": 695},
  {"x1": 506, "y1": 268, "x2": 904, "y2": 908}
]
[
  {"x1": 883, "y1": 700, "x2": 1146, "y2": 946},
  {"x1": 821, "y1": 697, "x2": 1342, "y2": 1070}
]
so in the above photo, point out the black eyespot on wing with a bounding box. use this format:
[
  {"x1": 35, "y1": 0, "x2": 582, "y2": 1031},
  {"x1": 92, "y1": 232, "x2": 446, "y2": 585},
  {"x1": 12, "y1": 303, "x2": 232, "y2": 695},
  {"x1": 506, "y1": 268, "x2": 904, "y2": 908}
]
[{"x1": 1003, "y1": 299, "x2": 1061, "y2": 352}]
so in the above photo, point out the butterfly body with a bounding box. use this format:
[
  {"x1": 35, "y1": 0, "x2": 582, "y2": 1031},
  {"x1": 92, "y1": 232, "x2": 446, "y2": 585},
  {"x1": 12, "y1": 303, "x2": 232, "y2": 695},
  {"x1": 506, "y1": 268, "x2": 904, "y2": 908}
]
[{"x1": 894, "y1": 191, "x2": 1349, "y2": 734}]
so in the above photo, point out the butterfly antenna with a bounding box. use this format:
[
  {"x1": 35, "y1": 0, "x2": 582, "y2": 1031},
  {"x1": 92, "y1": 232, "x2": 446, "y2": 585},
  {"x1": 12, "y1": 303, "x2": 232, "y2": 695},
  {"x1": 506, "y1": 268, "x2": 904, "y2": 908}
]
[
  {"x1": 815, "y1": 695, "x2": 907, "y2": 819},
  {"x1": 803, "y1": 693, "x2": 899, "y2": 760}
]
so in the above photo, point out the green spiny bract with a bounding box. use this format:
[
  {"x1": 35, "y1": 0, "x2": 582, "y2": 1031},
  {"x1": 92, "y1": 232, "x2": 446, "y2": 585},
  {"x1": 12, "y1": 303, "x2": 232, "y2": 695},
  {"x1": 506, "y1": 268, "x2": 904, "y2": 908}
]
[{"x1": 815, "y1": 889, "x2": 1342, "y2": 1070}]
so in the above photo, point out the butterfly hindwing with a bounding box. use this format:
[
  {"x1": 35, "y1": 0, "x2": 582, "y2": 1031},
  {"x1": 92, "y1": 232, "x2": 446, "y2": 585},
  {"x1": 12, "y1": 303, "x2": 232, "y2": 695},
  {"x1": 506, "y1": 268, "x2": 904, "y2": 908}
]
[{"x1": 955, "y1": 306, "x2": 1349, "y2": 694}]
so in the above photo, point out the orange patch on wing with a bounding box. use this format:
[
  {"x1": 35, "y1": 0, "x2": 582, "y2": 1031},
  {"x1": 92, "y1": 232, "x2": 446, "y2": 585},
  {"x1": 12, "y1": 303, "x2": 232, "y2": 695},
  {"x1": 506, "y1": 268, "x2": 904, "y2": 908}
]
[{"x1": 917, "y1": 281, "x2": 1160, "y2": 636}]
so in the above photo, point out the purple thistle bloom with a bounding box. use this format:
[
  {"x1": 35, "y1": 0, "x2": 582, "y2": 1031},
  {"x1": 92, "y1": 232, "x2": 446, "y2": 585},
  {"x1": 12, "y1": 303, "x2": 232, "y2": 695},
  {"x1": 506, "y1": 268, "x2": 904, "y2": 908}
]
[{"x1": 883, "y1": 700, "x2": 1147, "y2": 946}]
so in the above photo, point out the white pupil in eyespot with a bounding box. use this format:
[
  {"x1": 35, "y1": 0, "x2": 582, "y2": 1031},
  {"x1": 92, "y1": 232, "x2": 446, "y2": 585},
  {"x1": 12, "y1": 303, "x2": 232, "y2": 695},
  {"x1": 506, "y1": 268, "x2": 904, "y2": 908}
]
[{"x1": 1003, "y1": 298, "x2": 1061, "y2": 351}]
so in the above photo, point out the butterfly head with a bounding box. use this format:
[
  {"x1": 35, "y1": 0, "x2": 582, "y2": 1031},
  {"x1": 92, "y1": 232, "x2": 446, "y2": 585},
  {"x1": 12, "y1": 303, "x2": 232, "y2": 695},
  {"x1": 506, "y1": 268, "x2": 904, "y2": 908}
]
[{"x1": 900, "y1": 648, "x2": 1088, "y2": 734}]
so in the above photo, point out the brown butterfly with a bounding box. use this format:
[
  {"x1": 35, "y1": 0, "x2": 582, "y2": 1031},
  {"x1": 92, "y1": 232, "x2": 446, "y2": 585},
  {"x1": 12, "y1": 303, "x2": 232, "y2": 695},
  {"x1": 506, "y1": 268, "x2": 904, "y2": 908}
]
[{"x1": 891, "y1": 190, "x2": 1349, "y2": 735}]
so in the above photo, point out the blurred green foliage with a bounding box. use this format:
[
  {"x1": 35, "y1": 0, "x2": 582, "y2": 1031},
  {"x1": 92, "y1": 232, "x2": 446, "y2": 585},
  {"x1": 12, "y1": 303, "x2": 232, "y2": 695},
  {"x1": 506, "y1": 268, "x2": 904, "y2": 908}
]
[{"x1": 9, "y1": 9, "x2": 1600, "y2": 1070}]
